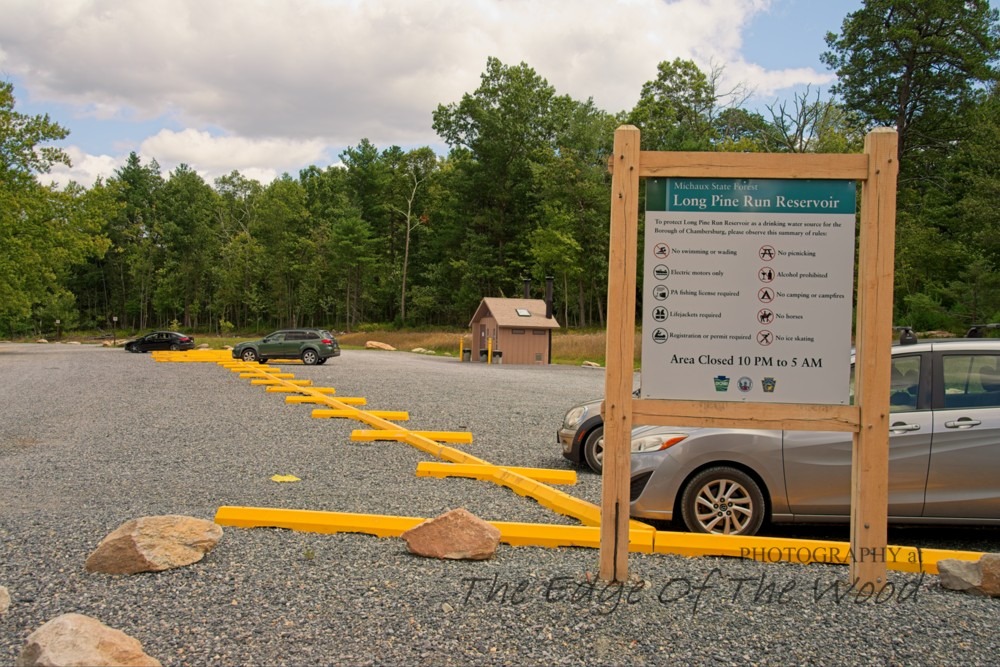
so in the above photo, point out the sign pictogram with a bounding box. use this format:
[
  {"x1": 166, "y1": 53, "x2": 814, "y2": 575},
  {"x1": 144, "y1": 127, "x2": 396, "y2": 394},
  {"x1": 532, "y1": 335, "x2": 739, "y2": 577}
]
[
  {"x1": 757, "y1": 330, "x2": 773, "y2": 346},
  {"x1": 758, "y1": 287, "x2": 774, "y2": 303},
  {"x1": 759, "y1": 245, "x2": 775, "y2": 261},
  {"x1": 653, "y1": 265, "x2": 670, "y2": 280},
  {"x1": 758, "y1": 266, "x2": 775, "y2": 282},
  {"x1": 652, "y1": 306, "x2": 668, "y2": 322},
  {"x1": 653, "y1": 243, "x2": 670, "y2": 259},
  {"x1": 652, "y1": 285, "x2": 670, "y2": 300}
]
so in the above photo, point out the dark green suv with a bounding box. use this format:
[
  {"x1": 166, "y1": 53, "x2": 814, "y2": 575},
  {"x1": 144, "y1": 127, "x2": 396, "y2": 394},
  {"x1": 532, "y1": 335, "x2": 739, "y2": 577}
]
[{"x1": 232, "y1": 329, "x2": 341, "y2": 365}]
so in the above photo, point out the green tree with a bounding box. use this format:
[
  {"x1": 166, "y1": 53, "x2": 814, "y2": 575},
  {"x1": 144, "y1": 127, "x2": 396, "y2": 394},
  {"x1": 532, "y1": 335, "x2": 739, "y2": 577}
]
[
  {"x1": 256, "y1": 175, "x2": 312, "y2": 326},
  {"x1": 0, "y1": 81, "x2": 107, "y2": 335},
  {"x1": 156, "y1": 164, "x2": 219, "y2": 328},
  {"x1": 530, "y1": 96, "x2": 615, "y2": 326},
  {"x1": 628, "y1": 59, "x2": 742, "y2": 151},
  {"x1": 214, "y1": 171, "x2": 265, "y2": 328},
  {"x1": 765, "y1": 87, "x2": 865, "y2": 153},
  {"x1": 432, "y1": 57, "x2": 558, "y2": 299},
  {"x1": 822, "y1": 0, "x2": 1000, "y2": 177},
  {"x1": 386, "y1": 147, "x2": 438, "y2": 324}
]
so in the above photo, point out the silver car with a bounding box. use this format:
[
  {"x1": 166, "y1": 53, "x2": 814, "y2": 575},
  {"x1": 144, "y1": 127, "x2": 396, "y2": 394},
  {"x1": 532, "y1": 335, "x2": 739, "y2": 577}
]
[{"x1": 621, "y1": 336, "x2": 1000, "y2": 535}]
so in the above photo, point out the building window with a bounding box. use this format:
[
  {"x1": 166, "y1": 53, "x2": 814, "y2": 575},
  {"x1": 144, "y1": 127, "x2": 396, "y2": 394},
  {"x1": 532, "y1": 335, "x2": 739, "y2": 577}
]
[{"x1": 512, "y1": 329, "x2": 525, "y2": 335}]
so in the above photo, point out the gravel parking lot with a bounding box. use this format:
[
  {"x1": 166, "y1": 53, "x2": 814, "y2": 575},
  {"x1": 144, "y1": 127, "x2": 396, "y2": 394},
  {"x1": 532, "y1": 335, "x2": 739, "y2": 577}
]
[{"x1": 1, "y1": 343, "x2": 999, "y2": 665}]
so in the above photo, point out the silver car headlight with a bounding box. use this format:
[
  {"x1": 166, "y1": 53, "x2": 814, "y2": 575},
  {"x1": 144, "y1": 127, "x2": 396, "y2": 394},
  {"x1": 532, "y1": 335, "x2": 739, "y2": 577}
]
[
  {"x1": 562, "y1": 406, "x2": 588, "y2": 429},
  {"x1": 631, "y1": 433, "x2": 688, "y2": 453}
]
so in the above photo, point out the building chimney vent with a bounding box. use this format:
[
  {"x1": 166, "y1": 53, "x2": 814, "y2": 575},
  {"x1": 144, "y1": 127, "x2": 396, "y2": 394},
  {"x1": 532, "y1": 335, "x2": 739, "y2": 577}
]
[
  {"x1": 523, "y1": 278, "x2": 531, "y2": 299},
  {"x1": 545, "y1": 276, "x2": 554, "y2": 319}
]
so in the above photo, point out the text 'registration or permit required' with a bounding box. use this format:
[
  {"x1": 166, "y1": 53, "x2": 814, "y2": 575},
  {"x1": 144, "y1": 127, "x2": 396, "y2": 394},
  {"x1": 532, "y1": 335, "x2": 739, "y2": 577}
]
[{"x1": 641, "y1": 178, "x2": 856, "y2": 404}]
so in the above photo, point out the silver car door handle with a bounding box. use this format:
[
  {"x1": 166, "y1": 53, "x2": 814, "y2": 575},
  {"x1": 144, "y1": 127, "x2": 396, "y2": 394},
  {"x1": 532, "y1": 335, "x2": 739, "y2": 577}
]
[
  {"x1": 944, "y1": 419, "x2": 982, "y2": 429},
  {"x1": 889, "y1": 422, "x2": 921, "y2": 432}
]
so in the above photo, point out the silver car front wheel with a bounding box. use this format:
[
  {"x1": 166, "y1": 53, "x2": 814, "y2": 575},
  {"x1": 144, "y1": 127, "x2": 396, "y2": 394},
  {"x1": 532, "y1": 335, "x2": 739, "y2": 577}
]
[
  {"x1": 583, "y1": 427, "x2": 604, "y2": 474},
  {"x1": 680, "y1": 466, "x2": 765, "y2": 536}
]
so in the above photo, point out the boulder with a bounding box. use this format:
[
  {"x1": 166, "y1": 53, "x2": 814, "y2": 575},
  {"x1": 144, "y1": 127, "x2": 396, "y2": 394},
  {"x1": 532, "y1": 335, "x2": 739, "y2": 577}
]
[
  {"x1": 16, "y1": 613, "x2": 161, "y2": 667},
  {"x1": 938, "y1": 558, "x2": 982, "y2": 594},
  {"x1": 978, "y1": 553, "x2": 1000, "y2": 596},
  {"x1": 581, "y1": 361, "x2": 602, "y2": 368},
  {"x1": 0, "y1": 585, "x2": 9, "y2": 615},
  {"x1": 400, "y1": 508, "x2": 501, "y2": 560},
  {"x1": 365, "y1": 341, "x2": 396, "y2": 351},
  {"x1": 35, "y1": 339, "x2": 48, "y2": 344},
  {"x1": 196, "y1": 343, "x2": 209, "y2": 349},
  {"x1": 85, "y1": 515, "x2": 222, "y2": 575},
  {"x1": 938, "y1": 553, "x2": 1000, "y2": 597}
]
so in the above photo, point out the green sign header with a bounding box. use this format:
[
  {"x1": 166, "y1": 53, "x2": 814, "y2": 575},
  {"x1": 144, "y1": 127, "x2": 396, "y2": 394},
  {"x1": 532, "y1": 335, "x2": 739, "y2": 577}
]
[{"x1": 646, "y1": 178, "x2": 856, "y2": 214}]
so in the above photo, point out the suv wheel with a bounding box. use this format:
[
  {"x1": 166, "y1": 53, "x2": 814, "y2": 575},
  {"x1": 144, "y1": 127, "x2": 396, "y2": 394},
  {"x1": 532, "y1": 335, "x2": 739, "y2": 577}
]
[
  {"x1": 680, "y1": 466, "x2": 765, "y2": 536},
  {"x1": 241, "y1": 349, "x2": 258, "y2": 362},
  {"x1": 583, "y1": 427, "x2": 605, "y2": 473},
  {"x1": 301, "y1": 349, "x2": 319, "y2": 365}
]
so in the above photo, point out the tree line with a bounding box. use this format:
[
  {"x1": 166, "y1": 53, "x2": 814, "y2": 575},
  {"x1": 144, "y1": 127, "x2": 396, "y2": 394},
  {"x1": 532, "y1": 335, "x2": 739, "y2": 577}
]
[{"x1": 2, "y1": 0, "x2": 998, "y2": 338}]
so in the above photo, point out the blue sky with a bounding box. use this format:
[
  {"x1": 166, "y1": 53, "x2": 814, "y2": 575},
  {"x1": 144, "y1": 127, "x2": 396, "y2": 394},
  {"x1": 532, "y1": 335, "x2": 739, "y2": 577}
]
[{"x1": 1, "y1": 0, "x2": 864, "y2": 187}]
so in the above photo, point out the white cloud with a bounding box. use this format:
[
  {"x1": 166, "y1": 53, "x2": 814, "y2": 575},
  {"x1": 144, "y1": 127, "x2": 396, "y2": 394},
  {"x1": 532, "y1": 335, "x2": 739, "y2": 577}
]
[
  {"x1": 36, "y1": 147, "x2": 119, "y2": 188},
  {"x1": 5, "y1": 0, "x2": 837, "y2": 186},
  {"x1": 139, "y1": 129, "x2": 330, "y2": 181}
]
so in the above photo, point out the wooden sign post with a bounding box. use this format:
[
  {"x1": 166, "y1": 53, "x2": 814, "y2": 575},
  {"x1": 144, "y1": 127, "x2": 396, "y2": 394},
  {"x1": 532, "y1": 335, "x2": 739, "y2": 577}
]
[{"x1": 600, "y1": 125, "x2": 898, "y2": 589}]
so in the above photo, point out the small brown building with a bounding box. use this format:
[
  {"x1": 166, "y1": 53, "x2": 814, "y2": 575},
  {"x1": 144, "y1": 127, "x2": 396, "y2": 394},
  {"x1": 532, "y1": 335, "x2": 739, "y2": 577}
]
[{"x1": 468, "y1": 297, "x2": 560, "y2": 365}]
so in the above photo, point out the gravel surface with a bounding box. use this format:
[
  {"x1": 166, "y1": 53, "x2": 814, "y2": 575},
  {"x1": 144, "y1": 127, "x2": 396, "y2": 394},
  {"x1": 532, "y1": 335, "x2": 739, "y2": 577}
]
[{"x1": 1, "y1": 342, "x2": 999, "y2": 666}]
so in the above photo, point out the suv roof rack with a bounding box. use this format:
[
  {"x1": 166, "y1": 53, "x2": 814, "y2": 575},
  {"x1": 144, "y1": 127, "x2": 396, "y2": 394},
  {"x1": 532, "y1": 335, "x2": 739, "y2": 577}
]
[
  {"x1": 894, "y1": 326, "x2": 918, "y2": 345},
  {"x1": 966, "y1": 323, "x2": 1000, "y2": 338}
]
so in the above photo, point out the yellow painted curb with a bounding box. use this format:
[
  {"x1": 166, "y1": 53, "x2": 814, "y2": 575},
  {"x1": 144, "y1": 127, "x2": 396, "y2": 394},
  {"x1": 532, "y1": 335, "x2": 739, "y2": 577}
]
[
  {"x1": 252, "y1": 378, "x2": 312, "y2": 386},
  {"x1": 416, "y1": 462, "x2": 576, "y2": 485},
  {"x1": 213, "y1": 506, "x2": 655, "y2": 552},
  {"x1": 312, "y1": 408, "x2": 409, "y2": 420},
  {"x1": 286, "y1": 395, "x2": 366, "y2": 405},
  {"x1": 353, "y1": 429, "x2": 474, "y2": 444},
  {"x1": 267, "y1": 386, "x2": 337, "y2": 394}
]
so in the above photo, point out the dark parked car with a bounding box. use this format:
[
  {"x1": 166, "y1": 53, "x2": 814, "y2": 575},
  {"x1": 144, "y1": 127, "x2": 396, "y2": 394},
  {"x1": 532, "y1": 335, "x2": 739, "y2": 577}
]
[
  {"x1": 124, "y1": 331, "x2": 195, "y2": 353},
  {"x1": 232, "y1": 329, "x2": 340, "y2": 365},
  {"x1": 626, "y1": 335, "x2": 1000, "y2": 535}
]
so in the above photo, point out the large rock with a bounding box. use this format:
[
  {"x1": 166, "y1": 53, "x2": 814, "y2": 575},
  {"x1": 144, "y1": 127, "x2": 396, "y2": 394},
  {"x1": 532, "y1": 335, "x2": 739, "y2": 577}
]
[
  {"x1": 85, "y1": 515, "x2": 222, "y2": 575},
  {"x1": 16, "y1": 613, "x2": 161, "y2": 667},
  {"x1": 978, "y1": 553, "x2": 1000, "y2": 596},
  {"x1": 938, "y1": 553, "x2": 1000, "y2": 597},
  {"x1": 938, "y1": 558, "x2": 982, "y2": 594},
  {"x1": 401, "y1": 508, "x2": 501, "y2": 560},
  {"x1": 365, "y1": 341, "x2": 396, "y2": 351}
]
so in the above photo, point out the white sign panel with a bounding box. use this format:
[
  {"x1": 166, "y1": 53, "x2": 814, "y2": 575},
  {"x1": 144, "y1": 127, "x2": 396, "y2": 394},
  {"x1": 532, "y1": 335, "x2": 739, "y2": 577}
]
[{"x1": 641, "y1": 178, "x2": 856, "y2": 404}]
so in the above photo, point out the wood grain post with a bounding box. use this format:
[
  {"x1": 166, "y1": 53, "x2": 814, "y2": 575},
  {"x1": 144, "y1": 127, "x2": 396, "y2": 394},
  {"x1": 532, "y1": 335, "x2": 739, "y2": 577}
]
[
  {"x1": 850, "y1": 128, "x2": 898, "y2": 588},
  {"x1": 600, "y1": 125, "x2": 640, "y2": 582}
]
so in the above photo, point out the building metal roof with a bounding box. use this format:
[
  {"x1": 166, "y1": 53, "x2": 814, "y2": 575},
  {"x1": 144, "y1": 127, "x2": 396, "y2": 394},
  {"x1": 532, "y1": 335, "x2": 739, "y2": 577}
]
[{"x1": 469, "y1": 297, "x2": 561, "y2": 329}]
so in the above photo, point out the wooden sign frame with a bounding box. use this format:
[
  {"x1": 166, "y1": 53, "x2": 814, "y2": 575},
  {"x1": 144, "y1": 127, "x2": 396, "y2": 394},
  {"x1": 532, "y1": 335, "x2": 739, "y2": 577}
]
[{"x1": 601, "y1": 125, "x2": 898, "y2": 588}]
